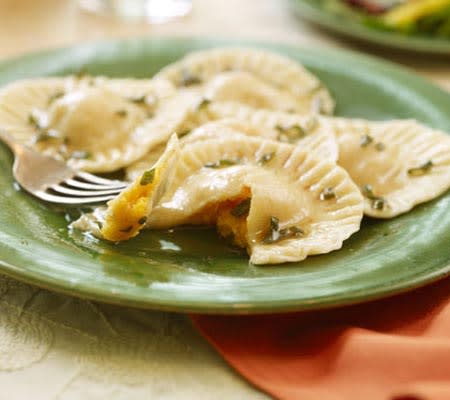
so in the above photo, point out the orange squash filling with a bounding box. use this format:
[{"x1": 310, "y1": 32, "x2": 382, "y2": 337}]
[{"x1": 187, "y1": 186, "x2": 251, "y2": 248}]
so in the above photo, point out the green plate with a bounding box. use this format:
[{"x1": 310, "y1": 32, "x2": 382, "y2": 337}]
[
  {"x1": 0, "y1": 37, "x2": 449, "y2": 314},
  {"x1": 290, "y1": 0, "x2": 450, "y2": 55}
]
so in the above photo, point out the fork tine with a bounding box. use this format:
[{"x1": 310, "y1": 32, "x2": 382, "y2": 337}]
[
  {"x1": 35, "y1": 190, "x2": 118, "y2": 205},
  {"x1": 75, "y1": 171, "x2": 127, "y2": 186},
  {"x1": 64, "y1": 178, "x2": 128, "y2": 190},
  {"x1": 48, "y1": 184, "x2": 124, "y2": 197}
]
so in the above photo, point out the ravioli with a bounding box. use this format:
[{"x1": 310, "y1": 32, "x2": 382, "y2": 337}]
[
  {"x1": 146, "y1": 136, "x2": 363, "y2": 264},
  {"x1": 125, "y1": 117, "x2": 338, "y2": 181},
  {"x1": 330, "y1": 117, "x2": 450, "y2": 218},
  {"x1": 0, "y1": 76, "x2": 178, "y2": 172},
  {"x1": 124, "y1": 100, "x2": 339, "y2": 181},
  {"x1": 205, "y1": 102, "x2": 339, "y2": 161},
  {"x1": 155, "y1": 47, "x2": 335, "y2": 115}
]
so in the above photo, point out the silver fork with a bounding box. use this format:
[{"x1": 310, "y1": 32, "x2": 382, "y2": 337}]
[{"x1": 0, "y1": 128, "x2": 128, "y2": 205}]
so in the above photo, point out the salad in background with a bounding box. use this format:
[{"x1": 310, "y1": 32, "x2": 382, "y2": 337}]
[{"x1": 322, "y1": 0, "x2": 450, "y2": 38}]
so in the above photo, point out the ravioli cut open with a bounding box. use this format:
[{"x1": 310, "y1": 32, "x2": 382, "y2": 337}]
[
  {"x1": 100, "y1": 135, "x2": 180, "y2": 241},
  {"x1": 330, "y1": 118, "x2": 450, "y2": 218},
  {"x1": 146, "y1": 136, "x2": 363, "y2": 264}
]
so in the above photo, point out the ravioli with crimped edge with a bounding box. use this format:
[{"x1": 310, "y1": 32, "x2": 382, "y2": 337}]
[
  {"x1": 0, "y1": 75, "x2": 183, "y2": 172},
  {"x1": 329, "y1": 117, "x2": 450, "y2": 218},
  {"x1": 155, "y1": 47, "x2": 335, "y2": 115},
  {"x1": 144, "y1": 134, "x2": 363, "y2": 265},
  {"x1": 125, "y1": 117, "x2": 338, "y2": 181}
]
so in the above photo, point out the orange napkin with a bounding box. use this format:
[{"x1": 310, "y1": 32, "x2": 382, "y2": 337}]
[{"x1": 191, "y1": 277, "x2": 450, "y2": 400}]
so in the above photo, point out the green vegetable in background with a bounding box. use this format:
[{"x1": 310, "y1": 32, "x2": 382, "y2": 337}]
[
  {"x1": 320, "y1": 0, "x2": 450, "y2": 38},
  {"x1": 382, "y1": 0, "x2": 450, "y2": 36}
]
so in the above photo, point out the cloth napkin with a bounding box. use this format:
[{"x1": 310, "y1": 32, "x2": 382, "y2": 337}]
[{"x1": 191, "y1": 277, "x2": 450, "y2": 400}]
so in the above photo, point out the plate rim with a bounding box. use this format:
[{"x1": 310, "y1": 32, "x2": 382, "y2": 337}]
[
  {"x1": 0, "y1": 36, "x2": 449, "y2": 314},
  {"x1": 0, "y1": 257, "x2": 449, "y2": 314},
  {"x1": 290, "y1": 0, "x2": 450, "y2": 55}
]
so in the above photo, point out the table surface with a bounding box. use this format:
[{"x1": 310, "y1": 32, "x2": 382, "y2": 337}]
[{"x1": 0, "y1": 1, "x2": 448, "y2": 399}]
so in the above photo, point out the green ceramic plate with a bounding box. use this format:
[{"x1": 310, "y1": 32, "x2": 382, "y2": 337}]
[
  {"x1": 290, "y1": 0, "x2": 450, "y2": 55},
  {"x1": 0, "y1": 37, "x2": 449, "y2": 314}
]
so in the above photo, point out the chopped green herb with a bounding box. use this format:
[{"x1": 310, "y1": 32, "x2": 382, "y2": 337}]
[
  {"x1": 71, "y1": 150, "x2": 91, "y2": 160},
  {"x1": 204, "y1": 159, "x2": 239, "y2": 169},
  {"x1": 362, "y1": 184, "x2": 375, "y2": 198},
  {"x1": 372, "y1": 198, "x2": 386, "y2": 210},
  {"x1": 120, "y1": 225, "x2": 133, "y2": 233},
  {"x1": 320, "y1": 187, "x2": 336, "y2": 201},
  {"x1": 138, "y1": 216, "x2": 147, "y2": 225},
  {"x1": 180, "y1": 69, "x2": 202, "y2": 86},
  {"x1": 360, "y1": 134, "x2": 374, "y2": 147},
  {"x1": 140, "y1": 168, "x2": 156, "y2": 185},
  {"x1": 230, "y1": 198, "x2": 251, "y2": 218},
  {"x1": 407, "y1": 160, "x2": 433, "y2": 177},
  {"x1": 361, "y1": 184, "x2": 387, "y2": 211},
  {"x1": 28, "y1": 113, "x2": 41, "y2": 130},
  {"x1": 263, "y1": 216, "x2": 304, "y2": 244},
  {"x1": 275, "y1": 124, "x2": 306, "y2": 143},
  {"x1": 178, "y1": 129, "x2": 191, "y2": 138},
  {"x1": 128, "y1": 95, "x2": 147, "y2": 105},
  {"x1": 269, "y1": 216, "x2": 279, "y2": 231},
  {"x1": 197, "y1": 98, "x2": 211, "y2": 110},
  {"x1": 258, "y1": 152, "x2": 275, "y2": 165},
  {"x1": 115, "y1": 109, "x2": 128, "y2": 117},
  {"x1": 375, "y1": 142, "x2": 386, "y2": 151},
  {"x1": 33, "y1": 129, "x2": 60, "y2": 143},
  {"x1": 263, "y1": 217, "x2": 280, "y2": 244},
  {"x1": 48, "y1": 91, "x2": 65, "y2": 104}
]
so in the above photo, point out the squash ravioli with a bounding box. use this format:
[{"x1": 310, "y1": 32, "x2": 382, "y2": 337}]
[{"x1": 144, "y1": 135, "x2": 364, "y2": 264}]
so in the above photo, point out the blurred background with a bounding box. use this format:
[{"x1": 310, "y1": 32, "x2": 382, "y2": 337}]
[{"x1": 0, "y1": 0, "x2": 448, "y2": 90}]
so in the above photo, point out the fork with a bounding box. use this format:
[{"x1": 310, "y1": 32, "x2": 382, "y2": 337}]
[{"x1": 0, "y1": 128, "x2": 128, "y2": 205}]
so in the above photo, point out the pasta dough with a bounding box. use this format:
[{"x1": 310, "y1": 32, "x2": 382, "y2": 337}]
[
  {"x1": 0, "y1": 76, "x2": 178, "y2": 172},
  {"x1": 146, "y1": 135, "x2": 363, "y2": 264},
  {"x1": 155, "y1": 47, "x2": 335, "y2": 115},
  {"x1": 330, "y1": 117, "x2": 450, "y2": 218}
]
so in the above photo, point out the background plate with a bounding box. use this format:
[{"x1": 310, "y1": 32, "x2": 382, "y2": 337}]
[
  {"x1": 290, "y1": 0, "x2": 450, "y2": 55},
  {"x1": 0, "y1": 37, "x2": 449, "y2": 314}
]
